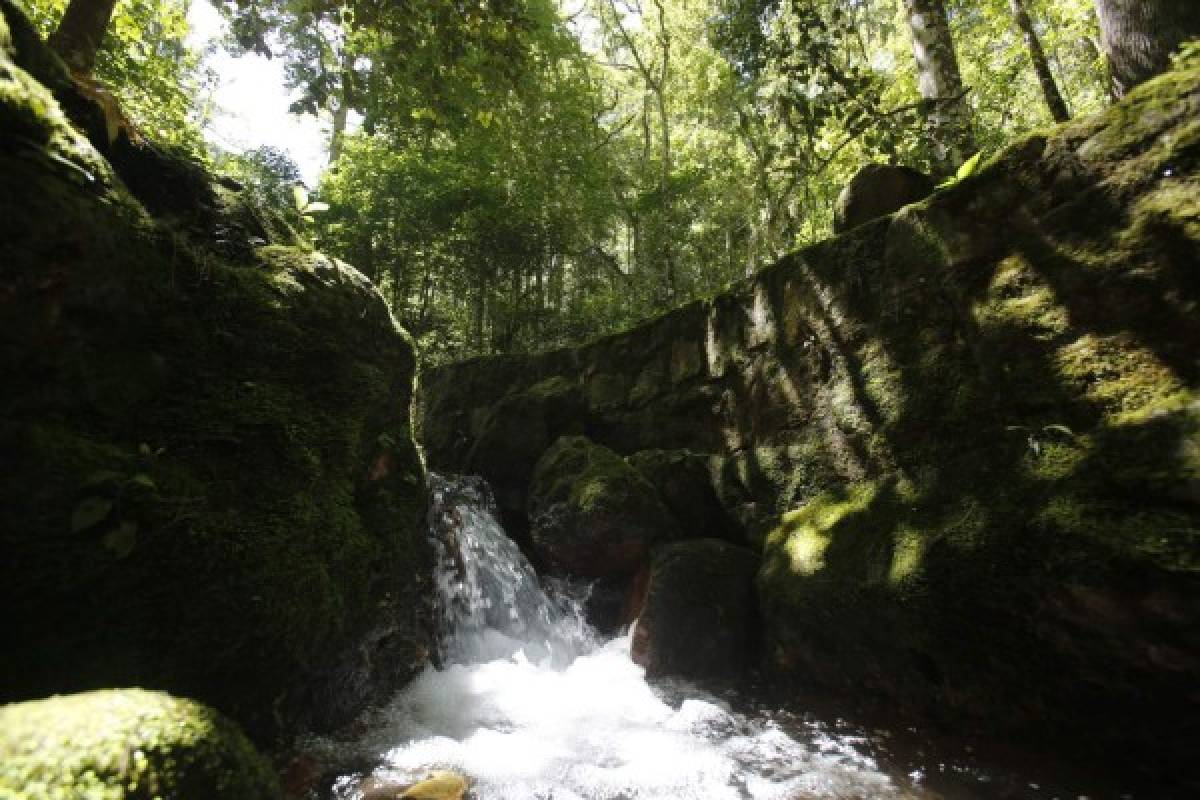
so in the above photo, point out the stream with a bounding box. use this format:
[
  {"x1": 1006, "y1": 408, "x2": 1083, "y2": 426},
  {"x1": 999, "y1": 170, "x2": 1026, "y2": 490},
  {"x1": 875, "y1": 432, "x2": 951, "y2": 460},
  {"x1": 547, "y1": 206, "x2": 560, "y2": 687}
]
[{"x1": 307, "y1": 475, "x2": 1134, "y2": 800}]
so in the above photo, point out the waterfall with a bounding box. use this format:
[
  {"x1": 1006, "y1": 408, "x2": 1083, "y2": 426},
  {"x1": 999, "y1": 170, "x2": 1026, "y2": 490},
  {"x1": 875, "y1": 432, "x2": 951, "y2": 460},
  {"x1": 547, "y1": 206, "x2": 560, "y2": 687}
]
[
  {"x1": 310, "y1": 474, "x2": 1041, "y2": 799},
  {"x1": 426, "y1": 474, "x2": 594, "y2": 668}
]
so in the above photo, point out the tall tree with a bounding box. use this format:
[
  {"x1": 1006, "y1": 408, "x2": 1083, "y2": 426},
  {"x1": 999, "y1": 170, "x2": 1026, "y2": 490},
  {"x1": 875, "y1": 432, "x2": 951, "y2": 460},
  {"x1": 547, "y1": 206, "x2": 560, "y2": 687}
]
[
  {"x1": 1008, "y1": 0, "x2": 1070, "y2": 122},
  {"x1": 593, "y1": 0, "x2": 679, "y2": 303},
  {"x1": 902, "y1": 0, "x2": 975, "y2": 175},
  {"x1": 1092, "y1": 0, "x2": 1200, "y2": 97},
  {"x1": 47, "y1": 0, "x2": 118, "y2": 73}
]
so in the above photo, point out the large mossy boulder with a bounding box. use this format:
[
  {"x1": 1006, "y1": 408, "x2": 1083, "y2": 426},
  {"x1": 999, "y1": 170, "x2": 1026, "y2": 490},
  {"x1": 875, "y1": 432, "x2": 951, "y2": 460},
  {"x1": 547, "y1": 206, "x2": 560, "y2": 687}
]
[
  {"x1": 0, "y1": 3, "x2": 432, "y2": 742},
  {"x1": 631, "y1": 539, "x2": 759, "y2": 680},
  {"x1": 0, "y1": 689, "x2": 279, "y2": 800},
  {"x1": 832, "y1": 163, "x2": 934, "y2": 233},
  {"x1": 528, "y1": 436, "x2": 679, "y2": 577}
]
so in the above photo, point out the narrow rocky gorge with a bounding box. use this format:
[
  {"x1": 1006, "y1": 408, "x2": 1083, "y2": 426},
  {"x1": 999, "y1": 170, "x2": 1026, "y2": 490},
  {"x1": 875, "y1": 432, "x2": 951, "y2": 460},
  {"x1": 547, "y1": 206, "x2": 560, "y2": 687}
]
[{"x1": 2, "y1": 0, "x2": 1198, "y2": 793}]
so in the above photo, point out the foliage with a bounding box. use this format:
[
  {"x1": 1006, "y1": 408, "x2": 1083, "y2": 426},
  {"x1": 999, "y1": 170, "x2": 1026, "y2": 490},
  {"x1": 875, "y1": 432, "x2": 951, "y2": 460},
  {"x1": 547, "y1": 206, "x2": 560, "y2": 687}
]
[
  {"x1": 22, "y1": 0, "x2": 214, "y2": 157},
  {"x1": 24, "y1": 0, "x2": 1119, "y2": 364},
  {"x1": 213, "y1": 144, "x2": 303, "y2": 222}
]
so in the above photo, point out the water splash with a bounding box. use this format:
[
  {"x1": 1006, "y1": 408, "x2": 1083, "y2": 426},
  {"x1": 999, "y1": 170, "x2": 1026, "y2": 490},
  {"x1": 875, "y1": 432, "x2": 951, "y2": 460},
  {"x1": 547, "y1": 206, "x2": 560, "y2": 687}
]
[{"x1": 427, "y1": 474, "x2": 595, "y2": 667}]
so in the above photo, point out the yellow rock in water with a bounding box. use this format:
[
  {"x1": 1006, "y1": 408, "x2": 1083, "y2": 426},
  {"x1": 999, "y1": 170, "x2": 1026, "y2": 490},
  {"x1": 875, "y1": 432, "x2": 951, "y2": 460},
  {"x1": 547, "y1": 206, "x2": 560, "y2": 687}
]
[{"x1": 399, "y1": 770, "x2": 469, "y2": 800}]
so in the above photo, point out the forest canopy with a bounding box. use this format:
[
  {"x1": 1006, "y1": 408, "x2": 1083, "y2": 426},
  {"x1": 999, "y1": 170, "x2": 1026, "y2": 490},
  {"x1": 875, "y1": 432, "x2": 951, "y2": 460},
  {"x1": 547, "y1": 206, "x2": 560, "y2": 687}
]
[{"x1": 27, "y1": 0, "x2": 1199, "y2": 363}]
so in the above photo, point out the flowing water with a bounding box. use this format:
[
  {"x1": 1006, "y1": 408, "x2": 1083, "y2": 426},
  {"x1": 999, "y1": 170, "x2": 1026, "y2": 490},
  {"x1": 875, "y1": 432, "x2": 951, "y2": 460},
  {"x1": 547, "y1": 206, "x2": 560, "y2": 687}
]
[{"x1": 311, "y1": 475, "x2": 1130, "y2": 800}]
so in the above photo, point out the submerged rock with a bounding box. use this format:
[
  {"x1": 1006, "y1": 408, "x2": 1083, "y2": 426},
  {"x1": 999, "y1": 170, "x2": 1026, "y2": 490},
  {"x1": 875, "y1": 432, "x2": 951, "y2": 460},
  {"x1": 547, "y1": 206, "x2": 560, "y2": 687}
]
[
  {"x1": 0, "y1": 689, "x2": 278, "y2": 800},
  {"x1": 528, "y1": 436, "x2": 679, "y2": 578},
  {"x1": 399, "y1": 771, "x2": 470, "y2": 800},
  {"x1": 0, "y1": 1, "x2": 432, "y2": 742},
  {"x1": 632, "y1": 539, "x2": 760, "y2": 680}
]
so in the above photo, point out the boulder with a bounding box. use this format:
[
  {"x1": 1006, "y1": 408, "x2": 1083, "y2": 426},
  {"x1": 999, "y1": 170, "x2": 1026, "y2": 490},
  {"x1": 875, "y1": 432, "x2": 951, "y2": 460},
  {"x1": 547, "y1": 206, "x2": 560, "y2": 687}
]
[
  {"x1": 528, "y1": 436, "x2": 679, "y2": 578},
  {"x1": 0, "y1": 689, "x2": 278, "y2": 800},
  {"x1": 832, "y1": 163, "x2": 934, "y2": 233},
  {"x1": 631, "y1": 539, "x2": 760, "y2": 680},
  {"x1": 358, "y1": 770, "x2": 469, "y2": 800},
  {"x1": 0, "y1": 1, "x2": 431, "y2": 742}
]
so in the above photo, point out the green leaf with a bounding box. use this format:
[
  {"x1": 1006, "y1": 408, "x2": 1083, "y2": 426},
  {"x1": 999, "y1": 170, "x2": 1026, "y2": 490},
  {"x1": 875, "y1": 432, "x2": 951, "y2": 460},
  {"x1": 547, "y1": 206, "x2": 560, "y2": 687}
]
[
  {"x1": 71, "y1": 497, "x2": 114, "y2": 533},
  {"x1": 956, "y1": 150, "x2": 984, "y2": 180},
  {"x1": 292, "y1": 185, "x2": 309, "y2": 211},
  {"x1": 304, "y1": 201, "x2": 330, "y2": 213},
  {"x1": 103, "y1": 522, "x2": 138, "y2": 559}
]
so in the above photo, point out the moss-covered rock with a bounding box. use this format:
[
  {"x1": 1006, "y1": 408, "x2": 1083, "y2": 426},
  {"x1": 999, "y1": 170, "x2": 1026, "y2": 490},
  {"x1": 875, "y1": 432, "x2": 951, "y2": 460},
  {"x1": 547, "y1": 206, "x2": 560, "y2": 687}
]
[
  {"x1": 0, "y1": 689, "x2": 279, "y2": 800},
  {"x1": 0, "y1": 2, "x2": 431, "y2": 743},
  {"x1": 423, "y1": 57, "x2": 1200, "y2": 780},
  {"x1": 528, "y1": 436, "x2": 679, "y2": 577},
  {"x1": 832, "y1": 163, "x2": 934, "y2": 234}
]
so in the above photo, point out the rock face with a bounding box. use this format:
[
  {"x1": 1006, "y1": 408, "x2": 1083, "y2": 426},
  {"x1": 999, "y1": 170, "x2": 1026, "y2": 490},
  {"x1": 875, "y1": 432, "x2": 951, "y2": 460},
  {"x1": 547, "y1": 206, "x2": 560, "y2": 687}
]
[
  {"x1": 632, "y1": 539, "x2": 759, "y2": 680},
  {"x1": 626, "y1": 449, "x2": 741, "y2": 542},
  {"x1": 423, "y1": 58, "x2": 1200, "y2": 778},
  {"x1": 0, "y1": 2, "x2": 432, "y2": 743},
  {"x1": 0, "y1": 689, "x2": 279, "y2": 800},
  {"x1": 460, "y1": 375, "x2": 584, "y2": 544},
  {"x1": 528, "y1": 436, "x2": 679, "y2": 577},
  {"x1": 832, "y1": 163, "x2": 934, "y2": 233}
]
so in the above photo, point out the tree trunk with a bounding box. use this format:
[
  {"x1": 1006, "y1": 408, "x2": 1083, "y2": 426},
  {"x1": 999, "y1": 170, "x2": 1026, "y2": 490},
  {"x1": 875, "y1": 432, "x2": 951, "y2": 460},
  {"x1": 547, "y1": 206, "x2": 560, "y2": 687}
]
[
  {"x1": 328, "y1": 48, "x2": 356, "y2": 165},
  {"x1": 1009, "y1": 0, "x2": 1070, "y2": 122},
  {"x1": 1093, "y1": 0, "x2": 1200, "y2": 97},
  {"x1": 329, "y1": 101, "x2": 350, "y2": 164},
  {"x1": 902, "y1": 0, "x2": 976, "y2": 176},
  {"x1": 48, "y1": 0, "x2": 120, "y2": 74}
]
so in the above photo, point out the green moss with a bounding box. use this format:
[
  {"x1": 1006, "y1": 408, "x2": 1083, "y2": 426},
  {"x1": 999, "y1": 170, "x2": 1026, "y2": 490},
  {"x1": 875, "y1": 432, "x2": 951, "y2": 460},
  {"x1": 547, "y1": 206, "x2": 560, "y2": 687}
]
[
  {"x1": 0, "y1": 39, "x2": 115, "y2": 198},
  {"x1": 531, "y1": 436, "x2": 661, "y2": 516},
  {"x1": 764, "y1": 483, "x2": 879, "y2": 577},
  {"x1": 0, "y1": 689, "x2": 279, "y2": 800}
]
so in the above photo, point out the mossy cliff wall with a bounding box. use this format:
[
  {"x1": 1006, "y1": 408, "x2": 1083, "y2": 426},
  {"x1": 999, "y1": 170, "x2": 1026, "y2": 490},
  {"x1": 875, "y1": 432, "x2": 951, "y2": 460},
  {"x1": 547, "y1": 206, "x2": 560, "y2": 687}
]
[
  {"x1": 0, "y1": 1, "x2": 432, "y2": 745},
  {"x1": 423, "y1": 59, "x2": 1200, "y2": 774}
]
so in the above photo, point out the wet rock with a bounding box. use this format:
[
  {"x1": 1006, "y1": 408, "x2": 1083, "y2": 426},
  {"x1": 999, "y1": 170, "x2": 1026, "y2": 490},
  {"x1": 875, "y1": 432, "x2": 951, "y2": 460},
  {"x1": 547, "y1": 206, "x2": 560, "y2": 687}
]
[
  {"x1": 585, "y1": 565, "x2": 652, "y2": 634},
  {"x1": 0, "y1": 689, "x2": 278, "y2": 799},
  {"x1": 360, "y1": 771, "x2": 469, "y2": 800},
  {"x1": 832, "y1": 163, "x2": 934, "y2": 233},
  {"x1": 399, "y1": 771, "x2": 469, "y2": 800},
  {"x1": 632, "y1": 539, "x2": 759, "y2": 680},
  {"x1": 528, "y1": 436, "x2": 679, "y2": 578}
]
